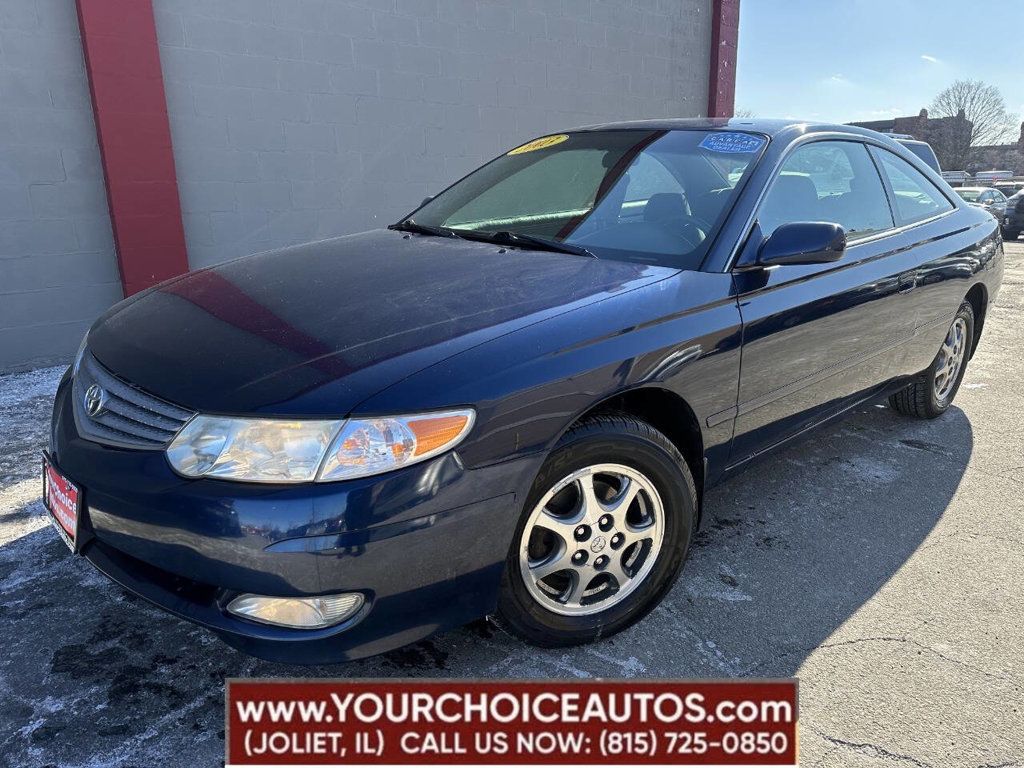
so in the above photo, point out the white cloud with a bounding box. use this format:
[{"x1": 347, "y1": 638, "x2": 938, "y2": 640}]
[
  {"x1": 921, "y1": 54, "x2": 939, "y2": 64},
  {"x1": 823, "y1": 73, "x2": 851, "y2": 87}
]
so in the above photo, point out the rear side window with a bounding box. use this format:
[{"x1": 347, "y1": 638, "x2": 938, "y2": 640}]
[
  {"x1": 758, "y1": 140, "x2": 894, "y2": 239},
  {"x1": 874, "y1": 149, "x2": 954, "y2": 225}
]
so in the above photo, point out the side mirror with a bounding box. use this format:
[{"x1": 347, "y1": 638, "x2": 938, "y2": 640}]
[{"x1": 757, "y1": 222, "x2": 846, "y2": 267}]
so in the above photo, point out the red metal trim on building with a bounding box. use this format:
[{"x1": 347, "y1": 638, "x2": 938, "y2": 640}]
[
  {"x1": 707, "y1": 0, "x2": 740, "y2": 118},
  {"x1": 76, "y1": 0, "x2": 189, "y2": 297}
]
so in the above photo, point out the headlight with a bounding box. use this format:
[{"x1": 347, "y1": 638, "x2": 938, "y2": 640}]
[
  {"x1": 166, "y1": 409, "x2": 474, "y2": 483},
  {"x1": 167, "y1": 416, "x2": 340, "y2": 482},
  {"x1": 317, "y1": 410, "x2": 475, "y2": 481}
]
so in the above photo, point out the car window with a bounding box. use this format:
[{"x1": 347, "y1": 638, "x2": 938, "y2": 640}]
[
  {"x1": 874, "y1": 149, "x2": 954, "y2": 225},
  {"x1": 757, "y1": 141, "x2": 894, "y2": 239},
  {"x1": 956, "y1": 189, "x2": 981, "y2": 202}
]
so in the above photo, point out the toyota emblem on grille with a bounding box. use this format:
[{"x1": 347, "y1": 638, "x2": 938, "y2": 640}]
[{"x1": 84, "y1": 384, "x2": 108, "y2": 418}]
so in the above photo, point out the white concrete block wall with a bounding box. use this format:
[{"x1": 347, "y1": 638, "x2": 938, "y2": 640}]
[
  {"x1": 155, "y1": 0, "x2": 714, "y2": 269},
  {"x1": 0, "y1": 0, "x2": 122, "y2": 371},
  {"x1": 0, "y1": 0, "x2": 713, "y2": 370}
]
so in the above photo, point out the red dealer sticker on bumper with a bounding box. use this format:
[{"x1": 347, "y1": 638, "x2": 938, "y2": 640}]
[{"x1": 226, "y1": 680, "x2": 797, "y2": 766}]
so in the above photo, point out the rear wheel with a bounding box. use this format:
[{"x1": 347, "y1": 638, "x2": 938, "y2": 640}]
[
  {"x1": 1002, "y1": 226, "x2": 1020, "y2": 241},
  {"x1": 889, "y1": 301, "x2": 974, "y2": 419},
  {"x1": 495, "y1": 414, "x2": 696, "y2": 647}
]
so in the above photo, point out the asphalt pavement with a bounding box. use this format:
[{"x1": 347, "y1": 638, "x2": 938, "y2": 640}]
[{"x1": 1, "y1": 242, "x2": 1022, "y2": 768}]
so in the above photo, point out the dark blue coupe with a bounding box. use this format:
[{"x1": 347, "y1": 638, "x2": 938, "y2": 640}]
[{"x1": 45, "y1": 119, "x2": 1003, "y2": 662}]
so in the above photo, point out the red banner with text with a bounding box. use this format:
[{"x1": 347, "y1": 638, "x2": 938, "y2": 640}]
[{"x1": 226, "y1": 679, "x2": 797, "y2": 766}]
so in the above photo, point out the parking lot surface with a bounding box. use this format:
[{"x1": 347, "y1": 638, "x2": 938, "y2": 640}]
[{"x1": 2, "y1": 243, "x2": 1022, "y2": 768}]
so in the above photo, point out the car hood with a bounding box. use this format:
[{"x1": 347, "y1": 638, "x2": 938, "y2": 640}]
[{"x1": 88, "y1": 229, "x2": 672, "y2": 415}]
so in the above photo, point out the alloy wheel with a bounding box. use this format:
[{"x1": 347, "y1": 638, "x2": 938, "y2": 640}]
[
  {"x1": 518, "y1": 463, "x2": 665, "y2": 616},
  {"x1": 934, "y1": 317, "x2": 968, "y2": 402}
]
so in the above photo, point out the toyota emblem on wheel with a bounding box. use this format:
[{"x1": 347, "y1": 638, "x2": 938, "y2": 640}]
[{"x1": 84, "y1": 384, "x2": 107, "y2": 418}]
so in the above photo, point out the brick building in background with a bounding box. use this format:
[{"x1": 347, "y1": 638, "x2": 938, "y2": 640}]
[
  {"x1": 851, "y1": 108, "x2": 1024, "y2": 175},
  {"x1": 969, "y1": 124, "x2": 1024, "y2": 176},
  {"x1": 0, "y1": 0, "x2": 740, "y2": 371},
  {"x1": 851, "y1": 108, "x2": 973, "y2": 171}
]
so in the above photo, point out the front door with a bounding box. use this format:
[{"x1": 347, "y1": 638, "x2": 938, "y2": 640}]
[{"x1": 729, "y1": 139, "x2": 918, "y2": 464}]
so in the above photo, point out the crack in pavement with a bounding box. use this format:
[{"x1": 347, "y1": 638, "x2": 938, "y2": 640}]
[{"x1": 813, "y1": 729, "x2": 933, "y2": 767}]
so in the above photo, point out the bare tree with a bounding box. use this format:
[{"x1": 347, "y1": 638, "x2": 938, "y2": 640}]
[
  {"x1": 733, "y1": 108, "x2": 756, "y2": 118},
  {"x1": 929, "y1": 80, "x2": 1018, "y2": 168}
]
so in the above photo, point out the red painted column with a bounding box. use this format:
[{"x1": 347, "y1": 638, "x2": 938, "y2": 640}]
[
  {"x1": 707, "y1": 0, "x2": 740, "y2": 118},
  {"x1": 76, "y1": 0, "x2": 189, "y2": 297}
]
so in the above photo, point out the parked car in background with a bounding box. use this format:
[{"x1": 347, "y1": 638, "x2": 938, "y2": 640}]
[
  {"x1": 993, "y1": 180, "x2": 1024, "y2": 198},
  {"x1": 1001, "y1": 190, "x2": 1024, "y2": 240},
  {"x1": 896, "y1": 138, "x2": 942, "y2": 174},
  {"x1": 955, "y1": 186, "x2": 1008, "y2": 218},
  {"x1": 44, "y1": 119, "x2": 1003, "y2": 663},
  {"x1": 942, "y1": 170, "x2": 972, "y2": 187}
]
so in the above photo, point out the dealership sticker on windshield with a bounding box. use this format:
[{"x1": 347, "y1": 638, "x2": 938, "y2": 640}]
[
  {"x1": 507, "y1": 134, "x2": 569, "y2": 155},
  {"x1": 699, "y1": 132, "x2": 766, "y2": 154}
]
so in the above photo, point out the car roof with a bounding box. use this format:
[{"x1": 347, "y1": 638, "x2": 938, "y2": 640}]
[
  {"x1": 956, "y1": 186, "x2": 991, "y2": 192},
  {"x1": 571, "y1": 117, "x2": 886, "y2": 140}
]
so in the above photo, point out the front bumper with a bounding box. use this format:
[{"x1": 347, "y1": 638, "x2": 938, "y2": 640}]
[{"x1": 49, "y1": 372, "x2": 536, "y2": 663}]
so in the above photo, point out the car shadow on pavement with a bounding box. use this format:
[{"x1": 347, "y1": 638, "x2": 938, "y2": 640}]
[
  {"x1": 672, "y1": 402, "x2": 973, "y2": 678},
  {"x1": 0, "y1": 400, "x2": 973, "y2": 765}
]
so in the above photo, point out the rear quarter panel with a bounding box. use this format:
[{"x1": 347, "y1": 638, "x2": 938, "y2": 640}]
[{"x1": 902, "y1": 210, "x2": 1003, "y2": 374}]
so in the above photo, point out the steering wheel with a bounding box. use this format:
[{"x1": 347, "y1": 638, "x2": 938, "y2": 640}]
[{"x1": 669, "y1": 213, "x2": 713, "y2": 249}]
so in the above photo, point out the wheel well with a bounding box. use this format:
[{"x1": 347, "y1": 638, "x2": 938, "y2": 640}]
[
  {"x1": 965, "y1": 283, "x2": 987, "y2": 359},
  {"x1": 582, "y1": 388, "x2": 705, "y2": 514}
]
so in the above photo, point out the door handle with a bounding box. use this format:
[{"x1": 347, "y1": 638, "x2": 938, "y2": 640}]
[{"x1": 897, "y1": 273, "x2": 917, "y2": 294}]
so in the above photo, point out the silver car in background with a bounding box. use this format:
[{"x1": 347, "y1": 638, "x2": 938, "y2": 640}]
[{"x1": 955, "y1": 186, "x2": 1008, "y2": 219}]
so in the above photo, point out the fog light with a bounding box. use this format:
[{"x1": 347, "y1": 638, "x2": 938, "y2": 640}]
[{"x1": 226, "y1": 593, "x2": 364, "y2": 629}]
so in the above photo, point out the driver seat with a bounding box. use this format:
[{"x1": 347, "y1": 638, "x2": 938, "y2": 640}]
[{"x1": 643, "y1": 192, "x2": 687, "y2": 224}]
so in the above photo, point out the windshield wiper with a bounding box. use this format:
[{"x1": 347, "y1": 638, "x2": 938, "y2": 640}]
[
  {"x1": 388, "y1": 219, "x2": 461, "y2": 238},
  {"x1": 465, "y1": 230, "x2": 597, "y2": 258},
  {"x1": 389, "y1": 221, "x2": 597, "y2": 258}
]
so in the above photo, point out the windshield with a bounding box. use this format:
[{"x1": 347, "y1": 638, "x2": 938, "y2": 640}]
[
  {"x1": 955, "y1": 189, "x2": 982, "y2": 202},
  {"x1": 408, "y1": 130, "x2": 766, "y2": 269}
]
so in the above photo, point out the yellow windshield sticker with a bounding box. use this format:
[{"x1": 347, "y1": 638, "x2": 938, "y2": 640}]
[{"x1": 507, "y1": 134, "x2": 569, "y2": 155}]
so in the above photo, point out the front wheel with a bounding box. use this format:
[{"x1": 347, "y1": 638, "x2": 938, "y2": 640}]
[
  {"x1": 889, "y1": 301, "x2": 974, "y2": 419},
  {"x1": 1001, "y1": 226, "x2": 1020, "y2": 241},
  {"x1": 495, "y1": 414, "x2": 696, "y2": 647}
]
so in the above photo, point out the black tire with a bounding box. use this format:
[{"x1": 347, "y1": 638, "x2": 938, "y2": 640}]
[
  {"x1": 495, "y1": 414, "x2": 696, "y2": 647},
  {"x1": 1002, "y1": 226, "x2": 1020, "y2": 241},
  {"x1": 889, "y1": 301, "x2": 974, "y2": 419}
]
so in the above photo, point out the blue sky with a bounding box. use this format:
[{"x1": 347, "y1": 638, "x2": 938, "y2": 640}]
[{"x1": 736, "y1": 1, "x2": 1024, "y2": 125}]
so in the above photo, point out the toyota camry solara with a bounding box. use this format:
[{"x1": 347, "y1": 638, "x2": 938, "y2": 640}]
[{"x1": 45, "y1": 119, "x2": 1003, "y2": 662}]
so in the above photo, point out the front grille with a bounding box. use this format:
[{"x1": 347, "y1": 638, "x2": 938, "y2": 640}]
[{"x1": 72, "y1": 351, "x2": 195, "y2": 450}]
